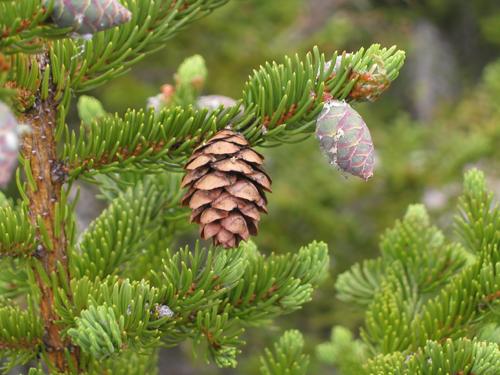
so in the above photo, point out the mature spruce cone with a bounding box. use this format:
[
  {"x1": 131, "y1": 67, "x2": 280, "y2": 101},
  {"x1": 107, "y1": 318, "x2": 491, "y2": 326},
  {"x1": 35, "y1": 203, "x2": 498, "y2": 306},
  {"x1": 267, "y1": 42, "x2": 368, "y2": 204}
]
[{"x1": 181, "y1": 130, "x2": 271, "y2": 248}]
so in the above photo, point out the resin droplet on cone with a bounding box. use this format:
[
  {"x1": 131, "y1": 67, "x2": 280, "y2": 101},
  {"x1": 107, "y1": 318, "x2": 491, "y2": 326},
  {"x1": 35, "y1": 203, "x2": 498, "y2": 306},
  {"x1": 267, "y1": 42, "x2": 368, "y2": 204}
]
[
  {"x1": 181, "y1": 130, "x2": 271, "y2": 248},
  {"x1": 315, "y1": 100, "x2": 374, "y2": 180},
  {"x1": 0, "y1": 102, "x2": 20, "y2": 187},
  {"x1": 45, "y1": 0, "x2": 132, "y2": 35}
]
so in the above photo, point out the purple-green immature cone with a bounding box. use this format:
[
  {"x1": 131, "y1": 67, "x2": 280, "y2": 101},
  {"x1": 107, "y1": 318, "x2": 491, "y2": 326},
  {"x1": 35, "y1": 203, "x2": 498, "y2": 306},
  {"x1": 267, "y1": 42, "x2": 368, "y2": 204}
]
[
  {"x1": 315, "y1": 100, "x2": 375, "y2": 180},
  {"x1": 44, "y1": 0, "x2": 132, "y2": 35},
  {"x1": 0, "y1": 102, "x2": 19, "y2": 187}
]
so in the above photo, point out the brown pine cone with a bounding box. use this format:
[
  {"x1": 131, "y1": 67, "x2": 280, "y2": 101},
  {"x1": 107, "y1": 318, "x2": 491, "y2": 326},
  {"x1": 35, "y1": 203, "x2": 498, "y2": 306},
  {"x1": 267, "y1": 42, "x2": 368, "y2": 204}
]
[{"x1": 181, "y1": 130, "x2": 271, "y2": 248}]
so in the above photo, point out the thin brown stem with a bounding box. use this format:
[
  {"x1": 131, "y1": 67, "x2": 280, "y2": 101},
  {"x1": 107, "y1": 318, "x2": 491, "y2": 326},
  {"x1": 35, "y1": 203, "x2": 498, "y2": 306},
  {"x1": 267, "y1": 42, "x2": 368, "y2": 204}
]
[
  {"x1": 20, "y1": 53, "x2": 78, "y2": 373},
  {"x1": 0, "y1": 339, "x2": 41, "y2": 351}
]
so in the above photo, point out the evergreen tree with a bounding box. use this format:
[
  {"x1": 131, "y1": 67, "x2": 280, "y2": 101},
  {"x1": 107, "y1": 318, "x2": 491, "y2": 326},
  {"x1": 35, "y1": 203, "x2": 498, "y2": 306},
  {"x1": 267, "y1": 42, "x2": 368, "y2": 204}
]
[
  {"x1": 317, "y1": 169, "x2": 500, "y2": 374},
  {"x1": 0, "y1": 0, "x2": 405, "y2": 373}
]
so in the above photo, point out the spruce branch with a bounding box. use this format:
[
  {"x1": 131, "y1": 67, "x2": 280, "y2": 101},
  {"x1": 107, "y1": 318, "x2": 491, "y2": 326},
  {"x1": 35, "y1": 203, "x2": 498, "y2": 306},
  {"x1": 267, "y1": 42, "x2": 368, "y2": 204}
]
[
  {"x1": 409, "y1": 171, "x2": 499, "y2": 347},
  {"x1": 192, "y1": 304, "x2": 244, "y2": 368},
  {"x1": 0, "y1": 53, "x2": 11, "y2": 101},
  {"x1": 335, "y1": 257, "x2": 386, "y2": 306},
  {"x1": 242, "y1": 45, "x2": 404, "y2": 145},
  {"x1": 379, "y1": 204, "x2": 467, "y2": 293},
  {"x1": 55, "y1": 0, "x2": 229, "y2": 93},
  {"x1": 63, "y1": 105, "x2": 238, "y2": 178},
  {"x1": 259, "y1": 330, "x2": 309, "y2": 375},
  {"x1": 151, "y1": 241, "x2": 327, "y2": 366},
  {"x1": 0, "y1": 204, "x2": 36, "y2": 257},
  {"x1": 325, "y1": 169, "x2": 500, "y2": 374},
  {"x1": 62, "y1": 279, "x2": 163, "y2": 360},
  {"x1": 456, "y1": 168, "x2": 500, "y2": 254},
  {"x1": 152, "y1": 244, "x2": 247, "y2": 349},
  {"x1": 411, "y1": 254, "x2": 499, "y2": 347},
  {"x1": 316, "y1": 326, "x2": 367, "y2": 375},
  {"x1": 0, "y1": 305, "x2": 43, "y2": 349},
  {"x1": 227, "y1": 241, "x2": 329, "y2": 324},
  {"x1": 95, "y1": 348, "x2": 159, "y2": 375},
  {"x1": 18, "y1": 52, "x2": 77, "y2": 372},
  {"x1": 0, "y1": 260, "x2": 31, "y2": 299},
  {"x1": 71, "y1": 176, "x2": 177, "y2": 280},
  {"x1": 336, "y1": 204, "x2": 467, "y2": 308},
  {"x1": 64, "y1": 46, "x2": 405, "y2": 180},
  {"x1": 59, "y1": 252, "x2": 243, "y2": 367},
  {"x1": 57, "y1": 238, "x2": 328, "y2": 369},
  {"x1": 90, "y1": 173, "x2": 190, "y2": 281},
  {"x1": 4, "y1": 53, "x2": 39, "y2": 112},
  {"x1": 362, "y1": 263, "x2": 416, "y2": 354},
  {"x1": 5, "y1": 0, "x2": 232, "y2": 132},
  {"x1": 0, "y1": 0, "x2": 406, "y2": 371},
  {"x1": 68, "y1": 304, "x2": 126, "y2": 360},
  {"x1": 0, "y1": 0, "x2": 69, "y2": 55},
  {"x1": 0, "y1": 305, "x2": 43, "y2": 371},
  {"x1": 2, "y1": 0, "x2": 229, "y2": 95},
  {"x1": 368, "y1": 339, "x2": 500, "y2": 375},
  {"x1": 27, "y1": 368, "x2": 45, "y2": 375}
]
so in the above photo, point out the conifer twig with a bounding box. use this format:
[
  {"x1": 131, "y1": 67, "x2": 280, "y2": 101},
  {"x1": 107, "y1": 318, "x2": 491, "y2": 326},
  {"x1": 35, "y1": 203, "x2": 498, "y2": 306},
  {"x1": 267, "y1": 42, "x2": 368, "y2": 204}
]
[
  {"x1": 20, "y1": 51, "x2": 77, "y2": 372},
  {"x1": 0, "y1": 339, "x2": 41, "y2": 351}
]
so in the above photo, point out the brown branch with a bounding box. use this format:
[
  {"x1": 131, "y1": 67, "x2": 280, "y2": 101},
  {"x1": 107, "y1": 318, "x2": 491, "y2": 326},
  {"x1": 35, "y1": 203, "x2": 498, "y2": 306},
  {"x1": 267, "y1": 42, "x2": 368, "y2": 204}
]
[
  {"x1": 0, "y1": 8, "x2": 47, "y2": 39},
  {"x1": 0, "y1": 243, "x2": 34, "y2": 257},
  {"x1": 0, "y1": 53, "x2": 10, "y2": 71},
  {"x1": 0, "y1": 339, "x2": 41, "y2": 351},
  {"x1": 483, "y1": 290, "x2": 500, "y2": 303},
  {"x1": 68, "y1": 136, "x2": 198, "y2": 177},
  {"x1": 20, "y1": 52, "x2": 78, "y2": 373},
  {"x1": 201, "y1": 328, "x2": 222, "y2": 350}
]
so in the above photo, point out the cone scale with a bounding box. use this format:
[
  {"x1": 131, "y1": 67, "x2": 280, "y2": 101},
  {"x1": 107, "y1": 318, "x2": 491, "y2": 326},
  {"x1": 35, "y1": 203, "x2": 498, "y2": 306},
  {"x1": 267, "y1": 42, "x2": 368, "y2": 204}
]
[{"x1": 181, "y1": 130, "x2": 271, "y2": 248}]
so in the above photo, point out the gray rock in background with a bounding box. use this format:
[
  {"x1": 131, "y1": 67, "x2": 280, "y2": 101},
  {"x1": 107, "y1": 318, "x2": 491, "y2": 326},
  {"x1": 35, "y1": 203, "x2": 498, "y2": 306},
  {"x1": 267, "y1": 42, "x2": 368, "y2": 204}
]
[{"x1": 407, "y1": 19, "x2": 459, "y2": 122}]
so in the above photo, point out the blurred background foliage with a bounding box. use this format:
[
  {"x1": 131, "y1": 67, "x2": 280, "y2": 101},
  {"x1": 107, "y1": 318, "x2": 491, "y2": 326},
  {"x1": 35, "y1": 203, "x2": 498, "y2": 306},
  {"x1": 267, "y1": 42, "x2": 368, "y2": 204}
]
[{"x1": 70, "y1": 0, "x2": 500, "y2": 373}]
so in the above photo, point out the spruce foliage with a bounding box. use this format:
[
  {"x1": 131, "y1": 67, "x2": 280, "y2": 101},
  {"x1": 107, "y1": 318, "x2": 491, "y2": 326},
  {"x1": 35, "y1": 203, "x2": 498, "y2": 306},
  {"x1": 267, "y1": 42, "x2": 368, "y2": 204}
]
[
  {"x1": 259, "y1": 330, "x2": 309, "y2": 375},
  {"x1": 318, "y1": 169, "x2": 500, "y2": 374},
  {"x1": 0, "y1": 0, "x2": 406, "y2": 373}
]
